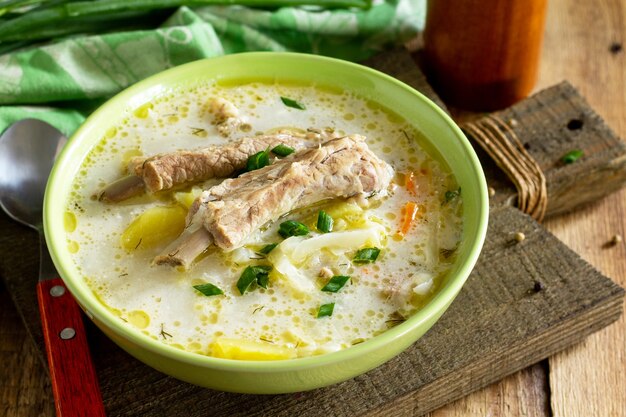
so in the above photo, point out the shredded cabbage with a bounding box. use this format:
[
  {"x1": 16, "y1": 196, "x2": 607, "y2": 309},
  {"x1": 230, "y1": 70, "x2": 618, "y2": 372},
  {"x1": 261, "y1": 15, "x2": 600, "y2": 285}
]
[
  {"x1": 412, "y1": 272, "x2": 434, "y2": 295},
  {"x1": 269, "y1": 247, "x2": 316, "y2": 293},
  {"x1": 290, "y1": 223, "x2": 385, "y2": 262},
  {"x1": 268, "y1": 221, "x2": 386, "y2": 293}
]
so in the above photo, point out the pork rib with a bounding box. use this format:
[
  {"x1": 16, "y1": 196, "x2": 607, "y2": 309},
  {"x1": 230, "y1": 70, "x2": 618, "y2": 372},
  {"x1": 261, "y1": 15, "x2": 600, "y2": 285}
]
[
  {"x1": 155, "y1": 135, "x2": 394, "y2": 268},
  {"x1": 98, "y1": 133, "x2": 313, "y2": 203}
]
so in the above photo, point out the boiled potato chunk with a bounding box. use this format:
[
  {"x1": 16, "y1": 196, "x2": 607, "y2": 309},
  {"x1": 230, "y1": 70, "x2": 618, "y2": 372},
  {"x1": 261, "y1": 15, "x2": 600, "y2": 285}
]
[
  {"x1": 121, "y1": 205, "x2": 187, "y2": 251},
  {"x1": 173, "y1": 187, "x2": 202, "y2": 209},
  {"x1": 211, "y1": 337, "x2": 297, "y2": 360},
  {"x1": 311, "y1": 201, "x2": 366, "y2": 231}
]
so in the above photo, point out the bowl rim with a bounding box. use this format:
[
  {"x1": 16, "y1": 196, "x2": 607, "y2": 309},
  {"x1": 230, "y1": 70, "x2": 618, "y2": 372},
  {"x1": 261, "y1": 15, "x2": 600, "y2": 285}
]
[{"x1": 44, "y1": 51, "x2": 489, "y2": 372}]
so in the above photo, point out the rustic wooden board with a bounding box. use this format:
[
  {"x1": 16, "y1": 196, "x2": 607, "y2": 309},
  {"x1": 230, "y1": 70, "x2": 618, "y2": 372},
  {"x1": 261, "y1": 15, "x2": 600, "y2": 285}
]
[
  {"x1": 0, "y1": 49, "x2": 624, "y2": 416},
  {"x1": 466, "y1": 81, "x2": 626, "y2": 218}
]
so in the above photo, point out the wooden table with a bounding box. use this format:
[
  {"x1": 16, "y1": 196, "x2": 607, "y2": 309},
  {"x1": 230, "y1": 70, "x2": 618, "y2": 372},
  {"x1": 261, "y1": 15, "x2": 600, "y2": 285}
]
[{"x1": 1, "y1": 0, "x2": 624, "y2": 415}]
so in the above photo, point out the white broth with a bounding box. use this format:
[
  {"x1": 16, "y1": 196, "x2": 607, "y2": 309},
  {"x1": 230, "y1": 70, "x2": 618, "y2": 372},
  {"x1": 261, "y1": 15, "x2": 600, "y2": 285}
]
[{"x1": 65, "y1": 80, "x2": 463, "y2": 359}]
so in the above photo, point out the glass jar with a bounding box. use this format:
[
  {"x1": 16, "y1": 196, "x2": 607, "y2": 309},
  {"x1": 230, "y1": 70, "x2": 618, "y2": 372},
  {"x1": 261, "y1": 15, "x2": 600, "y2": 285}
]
[{"x1": 423, "y1": 0, "x2": 548, "y2": 111}]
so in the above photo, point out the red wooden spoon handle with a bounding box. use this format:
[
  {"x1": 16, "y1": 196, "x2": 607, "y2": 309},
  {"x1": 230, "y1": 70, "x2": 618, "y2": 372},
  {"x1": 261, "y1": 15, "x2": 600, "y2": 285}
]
[{"x1": 37, "y1": 278, "x2": 106, "y2": 417}]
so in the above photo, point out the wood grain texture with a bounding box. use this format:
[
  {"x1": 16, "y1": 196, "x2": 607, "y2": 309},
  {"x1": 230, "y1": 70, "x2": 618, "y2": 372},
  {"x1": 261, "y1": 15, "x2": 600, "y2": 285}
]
[
  {"x1": 537, "y1": 0, "x2": 626, "y2": 415},
  {"x1": 420, "y1": 363, "x2": 550, "y2": 417},
  {"x1": 37, "y1": 278, "x2": 106, "y2": 417},
  {"x1": 546, "y1": 196, "x2": 626, "y2": 417},
  {"x1": 0, "y1": 280, "x2": 54, "y2": 417},
  {"x1": 462, "y1": 81, "x2": 626, "y2": 218}
]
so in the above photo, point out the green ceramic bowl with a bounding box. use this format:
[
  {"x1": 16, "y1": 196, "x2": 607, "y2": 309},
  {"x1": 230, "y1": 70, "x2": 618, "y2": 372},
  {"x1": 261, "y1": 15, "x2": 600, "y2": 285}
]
[{"x1": 44, "y1": 52, "x2": 488, "y2": 394}]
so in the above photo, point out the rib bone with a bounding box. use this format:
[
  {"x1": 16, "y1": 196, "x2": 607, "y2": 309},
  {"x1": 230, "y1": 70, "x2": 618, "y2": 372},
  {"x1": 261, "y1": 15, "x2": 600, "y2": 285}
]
[{"x1": 154, "y1": 228, "x2": 213, "y2": 269}]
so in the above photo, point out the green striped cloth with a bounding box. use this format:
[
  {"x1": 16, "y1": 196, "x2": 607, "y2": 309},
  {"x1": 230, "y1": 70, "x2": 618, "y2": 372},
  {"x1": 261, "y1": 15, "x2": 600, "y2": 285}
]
[{"x1": 0, "y1": 1, "x2": 424, "y2": 137}]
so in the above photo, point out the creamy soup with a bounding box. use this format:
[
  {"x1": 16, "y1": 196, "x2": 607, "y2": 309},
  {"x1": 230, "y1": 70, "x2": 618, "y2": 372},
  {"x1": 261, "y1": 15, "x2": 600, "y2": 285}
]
[{"x1": 66, "y1": 80, "x2": 463, "y2": 360}]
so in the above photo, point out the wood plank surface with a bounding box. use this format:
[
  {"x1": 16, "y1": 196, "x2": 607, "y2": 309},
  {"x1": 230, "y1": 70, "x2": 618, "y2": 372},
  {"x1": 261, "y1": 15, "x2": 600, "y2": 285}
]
[
  {"x1": 0, "y1": 281, "x2": 54, "y2": 417},
  {"x1": 0, "y1": 0, "x2": 625, "y2": 416},
  {"x1": 538, "y1": 0, "x2": 626, "y2": 416},
  {"x1": 427, "y1": 0, "x2": 626, "y2": 415}
]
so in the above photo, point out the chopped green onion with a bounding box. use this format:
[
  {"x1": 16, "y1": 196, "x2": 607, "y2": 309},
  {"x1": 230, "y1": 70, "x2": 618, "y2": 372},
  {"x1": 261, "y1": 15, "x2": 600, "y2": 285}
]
[
  {"x1": 272, "y1": 144, "x2": 295, "y2": 157},
  {"x1": 246, "y1": 149, "x2": 270, "y2": 172},
  {"x1": 237, "y1": 267, "x2": 257, "y2": 295},
  {"x1": 316, "y1": 303, "x2": 335, "y2": 318},
  {"x1": 236, "y1": 265, "x2": 272, "y2": 295},
  {"x1": 280, "y1": 96, "x2": 306, "y2": 110},
  {"x1": 316, "y1": 210, "x2": 334, "y2": 233},
  {"x1": 444, "y1": 187, "x2": 461, "y2": 203},
  {"x1": 257, "y1": 273, "x2": 270, "y2": 289},
  {"x1": 278, "y1": 220, "x2": 309, "y2": 238},
  {"x1": 193, "y1": 283, "x2": 223, "y2": 296},
  {"x1": 561, "y1": 149, "x2": 583, "y2": 164},
  {"x1": 321, "y1": 275, "x2": 350, "y2": 293},
  {"x1": 353, "y1": 247, "x2": 380, "y2": 264},
  {"x1": 258, "y1": 243, "x2": 278, "y2": 255}
]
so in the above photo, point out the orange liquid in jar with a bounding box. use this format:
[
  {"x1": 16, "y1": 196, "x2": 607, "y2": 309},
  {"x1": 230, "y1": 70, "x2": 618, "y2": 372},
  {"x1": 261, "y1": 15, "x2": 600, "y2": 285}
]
[{"x1": 423, "y1": 0, "x2": 548, "y2": 111}]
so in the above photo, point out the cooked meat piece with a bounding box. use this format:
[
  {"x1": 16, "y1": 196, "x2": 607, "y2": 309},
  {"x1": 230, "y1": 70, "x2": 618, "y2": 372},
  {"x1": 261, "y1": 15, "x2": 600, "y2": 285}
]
[
  {"x1": 156, "y1": 135, "x2": 394, "y2": 268},
  {"x1": 305, "y1": 127, "x2": 339, "y2": 141},
  {"x1": 205, "y1": 135, "x2": 393, "y2": 248},
  {"x1": 98, "y1": 133, "x2": 313, "y2": 203},
  {"x1": 319, "y1": 267, "x2": 334, "y2": 278},
  {"x1": 207, "y1": 97, "x2": 242, "y2": 137},
  {"x1": 133, "y1": 134, "x2": 313, "y2": 192}
]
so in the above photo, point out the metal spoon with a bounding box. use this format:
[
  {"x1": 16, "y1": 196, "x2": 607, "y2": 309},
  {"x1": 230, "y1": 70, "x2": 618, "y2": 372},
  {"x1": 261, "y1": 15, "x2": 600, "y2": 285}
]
[{"x1": 0, "y1": 119, "x2": 106, "y2": 417}]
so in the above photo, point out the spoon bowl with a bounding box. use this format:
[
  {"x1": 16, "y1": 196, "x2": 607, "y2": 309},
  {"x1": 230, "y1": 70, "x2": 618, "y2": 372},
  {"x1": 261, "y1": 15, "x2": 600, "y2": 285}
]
[{"x1": 0, "y1": 119, "x2": 66, "y2": 230}]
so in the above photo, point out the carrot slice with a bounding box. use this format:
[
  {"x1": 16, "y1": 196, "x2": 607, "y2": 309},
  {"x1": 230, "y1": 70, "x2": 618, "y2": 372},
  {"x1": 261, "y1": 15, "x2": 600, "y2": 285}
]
[
  {"x1": 405, "y1": 171, "x2": 417, "y2": 195},
  {"x1": 399, "y1": 201, "x2": 419, "y2": 236}
]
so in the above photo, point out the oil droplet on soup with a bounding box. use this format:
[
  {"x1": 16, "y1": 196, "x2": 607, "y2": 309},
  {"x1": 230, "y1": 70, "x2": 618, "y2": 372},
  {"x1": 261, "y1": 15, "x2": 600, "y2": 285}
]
[
  {"x1": 133, "y1": 102, "x2": 153, "y2": 119},
  {"x1": 128, "y1": 310, "x2": 150, "y2": 329},
  {"x1": 67, "y1": 240, "x2": 79, "y2": 253},
  {"x1": 64, "y1": 211, "x2": 77, "y2": 233}
]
